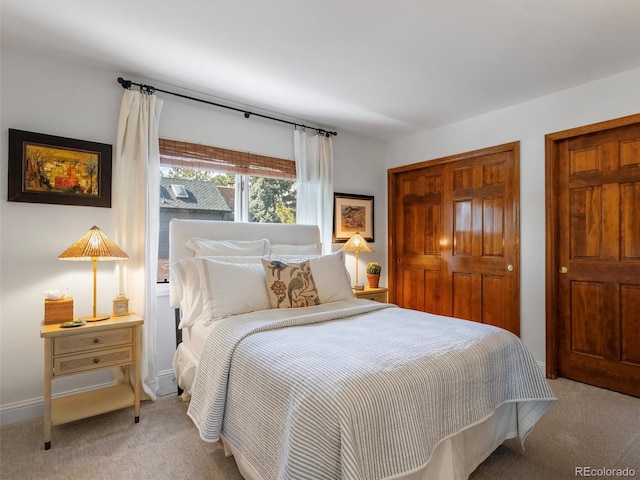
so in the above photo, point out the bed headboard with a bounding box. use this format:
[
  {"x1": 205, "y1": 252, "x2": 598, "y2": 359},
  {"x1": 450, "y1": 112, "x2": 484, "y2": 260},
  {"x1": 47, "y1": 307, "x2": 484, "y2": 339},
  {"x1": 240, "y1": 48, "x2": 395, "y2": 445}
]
[{"x1": 169, "y1": 218, "x2": 321, "y2": 265}]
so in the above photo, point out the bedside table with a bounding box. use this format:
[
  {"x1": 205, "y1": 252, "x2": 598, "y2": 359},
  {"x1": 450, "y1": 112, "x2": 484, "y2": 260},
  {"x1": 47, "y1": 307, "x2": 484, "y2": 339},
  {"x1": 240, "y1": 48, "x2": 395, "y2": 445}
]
[
  {"x1": 40, "y1": 315, "x2": 143, "y2": 450},
  {"x1": 353, "y1": 286, "x2": 388, "y2": 303}
]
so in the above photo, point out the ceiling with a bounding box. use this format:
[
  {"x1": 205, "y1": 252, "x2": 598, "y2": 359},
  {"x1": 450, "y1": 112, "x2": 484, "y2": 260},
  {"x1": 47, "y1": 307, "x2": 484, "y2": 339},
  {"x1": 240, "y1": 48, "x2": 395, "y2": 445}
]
[{"x1": 2, "y1": 1, "x2": 640, "y2": 140}]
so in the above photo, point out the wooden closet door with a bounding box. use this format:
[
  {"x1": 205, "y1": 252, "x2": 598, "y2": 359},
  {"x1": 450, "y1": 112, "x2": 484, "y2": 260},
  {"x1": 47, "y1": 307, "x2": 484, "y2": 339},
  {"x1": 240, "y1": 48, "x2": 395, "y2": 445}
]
[
  {"x1": 393, "y1": 165, "x2": 449, "y2": 315},
  {"x1": 553, "y1": 121, "x2": 640, "y2": 396},
  {"x1": 389, "y1": 142, "x2": 520, "y2": 335},
  {"x1": 446, "y1": 150, "x2": 519, "y2": 333}
]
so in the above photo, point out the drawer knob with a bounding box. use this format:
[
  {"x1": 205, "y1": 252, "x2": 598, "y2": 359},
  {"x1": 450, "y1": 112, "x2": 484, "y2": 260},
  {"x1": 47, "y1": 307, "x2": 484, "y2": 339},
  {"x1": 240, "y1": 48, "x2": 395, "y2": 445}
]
[
  {"x1": 93, "y1": 338, "x2": 99, "y2": 344},
  {"x1": 93, "y1": 358, "x2": 100, "y2": 364}
]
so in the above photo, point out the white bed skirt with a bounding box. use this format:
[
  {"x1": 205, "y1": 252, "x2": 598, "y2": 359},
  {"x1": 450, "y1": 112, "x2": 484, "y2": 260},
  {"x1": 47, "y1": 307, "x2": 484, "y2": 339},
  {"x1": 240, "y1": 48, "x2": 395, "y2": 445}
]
[{"x1": 221, "y1": 401, "x2": 517, "y2": 480}]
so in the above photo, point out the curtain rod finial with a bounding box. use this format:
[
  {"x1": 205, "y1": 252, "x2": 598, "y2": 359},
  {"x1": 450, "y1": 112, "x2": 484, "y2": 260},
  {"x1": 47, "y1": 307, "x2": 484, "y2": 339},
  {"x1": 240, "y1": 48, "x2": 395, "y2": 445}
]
[{"x1": 117, "y1": 77, "x2": 132, "y2": 89}]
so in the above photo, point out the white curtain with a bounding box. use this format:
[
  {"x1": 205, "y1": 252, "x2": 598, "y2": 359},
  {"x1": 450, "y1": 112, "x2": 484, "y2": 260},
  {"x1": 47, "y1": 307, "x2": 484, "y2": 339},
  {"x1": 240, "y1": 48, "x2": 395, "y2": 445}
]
[
  {"x1": 294, "y1": 128, "x2": 334, "y2": 253},
  {"x1": 114, "y1": 89, "x2": 163, "y2": 400}
]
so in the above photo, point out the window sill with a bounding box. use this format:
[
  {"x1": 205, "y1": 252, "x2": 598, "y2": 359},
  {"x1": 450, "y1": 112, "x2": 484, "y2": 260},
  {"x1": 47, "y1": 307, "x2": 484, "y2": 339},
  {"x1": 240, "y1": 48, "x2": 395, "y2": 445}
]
[{"x1": 156, "y1": 282, "x2": 170, "y2": 297}]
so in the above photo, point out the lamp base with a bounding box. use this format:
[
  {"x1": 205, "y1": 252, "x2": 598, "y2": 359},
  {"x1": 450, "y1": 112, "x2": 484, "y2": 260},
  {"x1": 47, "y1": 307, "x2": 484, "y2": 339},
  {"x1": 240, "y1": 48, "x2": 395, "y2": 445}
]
[
  {"x1": 78, "y1": 313, "x2": 111, "y2": 322},
  {"x1": 353, "y1": 284, "x2": 365, "y2": 291}
]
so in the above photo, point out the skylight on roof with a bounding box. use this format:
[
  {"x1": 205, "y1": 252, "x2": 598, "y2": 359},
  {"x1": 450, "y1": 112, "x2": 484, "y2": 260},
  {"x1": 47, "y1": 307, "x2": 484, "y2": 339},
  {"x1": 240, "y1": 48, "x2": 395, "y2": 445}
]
[{"x1": 171, "y1": 184, "x2": 189, "y2": 199}]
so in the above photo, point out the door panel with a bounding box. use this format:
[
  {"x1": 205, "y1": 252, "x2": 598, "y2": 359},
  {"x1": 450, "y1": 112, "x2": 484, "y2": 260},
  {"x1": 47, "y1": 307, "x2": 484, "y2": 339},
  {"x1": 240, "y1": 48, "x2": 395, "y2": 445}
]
[
  {"x1": 621, "y1": 182, "x2": 640, "y2": 259},
  {"x1": 389, "y1": 143, "x2": 520, "y2": 335},
  {"x1": 483, "y1": 275, "x2": 505, "y2": 326},
  {"x1": 548, "y1": 115, "x2": 640, "y2": 397},
  {"x1": 621, "y1": 285, "x2": 640, "y2": 363},
  {"x1": 569, "y1": 281, "x2": 604, "y2": 355},
  {"x1": 482, "y1": 198, "x2": 504, "y2": 256}
]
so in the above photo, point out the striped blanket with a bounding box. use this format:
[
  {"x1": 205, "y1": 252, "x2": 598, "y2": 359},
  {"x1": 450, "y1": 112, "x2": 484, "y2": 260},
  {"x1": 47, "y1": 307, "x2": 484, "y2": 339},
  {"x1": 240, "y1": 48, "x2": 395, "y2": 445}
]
[{"x1": 188, "y1": 299, "x2": 555, "y2": 480}]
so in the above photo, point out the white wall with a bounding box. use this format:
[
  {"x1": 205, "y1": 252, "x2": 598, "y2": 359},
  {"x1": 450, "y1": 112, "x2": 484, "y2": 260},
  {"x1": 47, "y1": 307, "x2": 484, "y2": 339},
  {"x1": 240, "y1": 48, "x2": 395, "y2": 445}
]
[
  {"x1": 0, "y1": 43, "x2": 386, "y2": 425},
  {"x1": 385, "y1": 67, "x2": 640, "y2": 364}
]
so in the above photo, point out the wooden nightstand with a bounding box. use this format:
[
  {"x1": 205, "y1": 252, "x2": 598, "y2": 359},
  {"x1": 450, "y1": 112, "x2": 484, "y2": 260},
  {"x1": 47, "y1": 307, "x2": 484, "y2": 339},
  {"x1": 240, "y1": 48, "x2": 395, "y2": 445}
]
[
  {"x1": 353, "y1": 286, "x2": 388, "y2": 303},
  {"x1": 40, "y1": 315, "x2": 143, "y2": 450}
]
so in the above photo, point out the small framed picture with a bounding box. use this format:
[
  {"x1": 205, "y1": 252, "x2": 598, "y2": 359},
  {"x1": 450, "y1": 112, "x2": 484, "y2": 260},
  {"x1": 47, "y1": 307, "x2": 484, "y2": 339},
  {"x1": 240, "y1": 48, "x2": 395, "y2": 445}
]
[
  {"x1": 8, "y1": 129, "x2": 112, "y2": 208},
  {"x1": 333, "y1": 193, "x2": 374, "y2": 243}
]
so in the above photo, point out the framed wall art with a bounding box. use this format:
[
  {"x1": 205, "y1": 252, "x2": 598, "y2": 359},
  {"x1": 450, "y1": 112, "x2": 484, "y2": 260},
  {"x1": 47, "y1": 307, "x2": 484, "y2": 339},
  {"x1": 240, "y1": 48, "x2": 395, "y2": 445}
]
[
  {"x1": 8, "y1": 129, "x2": 112, "y2": 208},
  {"x1": 333, "y1": 192, "x2": 374, "y2": 243}
]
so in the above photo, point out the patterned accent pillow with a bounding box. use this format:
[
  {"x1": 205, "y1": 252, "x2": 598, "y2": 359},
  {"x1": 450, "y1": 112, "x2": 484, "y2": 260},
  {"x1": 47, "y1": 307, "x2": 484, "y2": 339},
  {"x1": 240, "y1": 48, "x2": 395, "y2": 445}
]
[{"x1": 261, "y1": 259, "x2": 320, "y2": 309}]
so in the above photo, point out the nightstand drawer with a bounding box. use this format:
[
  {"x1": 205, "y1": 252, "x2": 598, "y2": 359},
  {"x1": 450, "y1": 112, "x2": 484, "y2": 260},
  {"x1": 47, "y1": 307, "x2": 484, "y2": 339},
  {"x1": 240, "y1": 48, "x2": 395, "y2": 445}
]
[
  {"x1": 53, "y1": 328, "x2": 132, "y2": 355},
  {"x1": 353, "y1": 287, "x2": 388, "y2": 303},
  {"x1": 358, "y1": 291, "x2": 387, "y2": 302},
  {"x1": 54, "y1": 346, "x2": 134, "y2": 375}
]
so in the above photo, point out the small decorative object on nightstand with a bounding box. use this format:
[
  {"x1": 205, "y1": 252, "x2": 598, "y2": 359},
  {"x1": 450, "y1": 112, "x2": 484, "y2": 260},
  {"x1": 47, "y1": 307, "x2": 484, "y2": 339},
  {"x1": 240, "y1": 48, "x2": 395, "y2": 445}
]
[
  {"x1": 43, "y1": 288, "x2": 73, "y2": 324},
  {"x1": 353, "y1": 286, "x2": 388, "y2": 303},
  {"x1": 366, "y1": 262, "x2": 381, "y2": 288},
  {"x1": 40, "y1": 315, "x2": 143, "y2": 450},
  {"x1": 112, "y1": 294, "x2": 129, "y2": 317}
]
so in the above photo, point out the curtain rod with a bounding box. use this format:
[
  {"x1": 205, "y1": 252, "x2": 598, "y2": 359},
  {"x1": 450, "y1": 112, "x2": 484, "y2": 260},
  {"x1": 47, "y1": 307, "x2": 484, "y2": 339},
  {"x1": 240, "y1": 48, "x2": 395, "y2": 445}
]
[{"x1": 117, "y1": 77, "x2": 337, "y2": 137}]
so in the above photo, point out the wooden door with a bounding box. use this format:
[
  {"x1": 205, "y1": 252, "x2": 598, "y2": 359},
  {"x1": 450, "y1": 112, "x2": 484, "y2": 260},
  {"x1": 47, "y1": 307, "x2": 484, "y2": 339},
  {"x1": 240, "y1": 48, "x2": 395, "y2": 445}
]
[
  {"x1": 389, "y1": 142, "x2": 520, "y2": 335},
  {"x1": 391, "y1": 164, "x2": 448, "y2": 315},
  {"x1": 547, "y1": 114, "x2": 640, "y2": 397}
]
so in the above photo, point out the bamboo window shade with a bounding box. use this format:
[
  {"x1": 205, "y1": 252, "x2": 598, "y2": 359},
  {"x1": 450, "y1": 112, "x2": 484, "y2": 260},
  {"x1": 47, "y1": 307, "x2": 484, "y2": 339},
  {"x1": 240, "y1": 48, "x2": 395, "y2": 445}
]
[{"x1": 159, "y1": 138, "x2": 296, "y2": 180}]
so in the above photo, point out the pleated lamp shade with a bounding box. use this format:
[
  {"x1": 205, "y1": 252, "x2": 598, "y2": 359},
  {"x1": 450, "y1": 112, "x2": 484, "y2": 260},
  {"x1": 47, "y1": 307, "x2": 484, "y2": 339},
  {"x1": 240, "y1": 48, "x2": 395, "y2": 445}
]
[
  {"x1": 341, "y1": 232, "x2": 374, "y2": 290},
  {"x1": 59, "y1": 226, "x2": 128, "y2": 321},
  {"x1": 341, "y1": 232, "x2": 374, "y2": 254},
  {"x1": 58, "y1": 226, "x2": 128, "y2": 261}
]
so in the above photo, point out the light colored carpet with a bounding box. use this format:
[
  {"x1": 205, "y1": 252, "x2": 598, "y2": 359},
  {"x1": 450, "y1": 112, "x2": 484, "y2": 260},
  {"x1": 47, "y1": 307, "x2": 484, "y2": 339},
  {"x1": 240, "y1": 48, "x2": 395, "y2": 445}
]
[{"x1": 1, "y1": 378, "x2": 638, "y2": 480}]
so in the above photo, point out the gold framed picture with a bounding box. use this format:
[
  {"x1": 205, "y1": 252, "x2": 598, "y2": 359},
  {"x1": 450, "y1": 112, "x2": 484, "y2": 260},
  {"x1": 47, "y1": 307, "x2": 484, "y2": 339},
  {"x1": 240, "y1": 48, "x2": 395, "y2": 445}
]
[{"x1": 333, "y1": 192, "x2": 374, "y2": 243}]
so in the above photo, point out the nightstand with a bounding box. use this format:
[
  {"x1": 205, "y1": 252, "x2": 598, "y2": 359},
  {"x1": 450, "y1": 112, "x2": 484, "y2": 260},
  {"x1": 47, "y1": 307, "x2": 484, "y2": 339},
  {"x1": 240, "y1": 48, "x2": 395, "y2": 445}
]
[
  {"x1": 353, "y1": 286, "x2": 388, "y2": 303},
  {"x1": 40, "y1": 315, "x2": 143, "y2": 450}
]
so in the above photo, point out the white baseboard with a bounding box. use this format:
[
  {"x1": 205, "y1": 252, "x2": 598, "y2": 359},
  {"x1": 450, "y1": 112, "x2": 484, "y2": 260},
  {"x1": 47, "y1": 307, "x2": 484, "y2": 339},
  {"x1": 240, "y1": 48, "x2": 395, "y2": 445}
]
[
  {"x1": 156, "y1": 368, "x2": 178, "y2": 397},
  {"x1": 0, "y1": 369, "x2": 177, "y2": 427}
]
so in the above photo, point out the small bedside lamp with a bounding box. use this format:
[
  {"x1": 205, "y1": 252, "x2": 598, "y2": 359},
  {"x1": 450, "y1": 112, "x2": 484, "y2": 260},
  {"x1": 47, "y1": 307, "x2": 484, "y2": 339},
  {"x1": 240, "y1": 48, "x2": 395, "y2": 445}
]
[
  {"x1": 341, "y1": 232, "x2": 374, "y2": 291},
  {"x1": 59, "y1": 226, "x2": 128, "y2": 321}
]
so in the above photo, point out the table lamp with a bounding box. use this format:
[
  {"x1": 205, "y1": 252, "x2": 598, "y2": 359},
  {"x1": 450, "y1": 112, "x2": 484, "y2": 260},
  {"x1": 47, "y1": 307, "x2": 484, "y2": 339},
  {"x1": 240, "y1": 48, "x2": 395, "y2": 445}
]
[
  {"x1": 341, "y1": 232, "x2": 374, "y2": 291},
  {"x1": 58, "y1": 226, "x2": 128, "y2": 321}
]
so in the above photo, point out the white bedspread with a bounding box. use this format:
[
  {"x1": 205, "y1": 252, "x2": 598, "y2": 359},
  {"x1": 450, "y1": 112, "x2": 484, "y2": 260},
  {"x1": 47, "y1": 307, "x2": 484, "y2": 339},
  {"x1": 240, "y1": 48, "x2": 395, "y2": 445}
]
[{"x1": 188, "y1": 299, "x2": 556, "y2": 480}]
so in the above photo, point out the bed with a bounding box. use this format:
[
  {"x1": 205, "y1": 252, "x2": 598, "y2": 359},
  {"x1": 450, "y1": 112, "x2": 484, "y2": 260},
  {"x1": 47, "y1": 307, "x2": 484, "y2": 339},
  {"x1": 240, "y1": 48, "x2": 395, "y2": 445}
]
[{"x1": 169, "y1": 218, "x2": 556, "y2": 480}]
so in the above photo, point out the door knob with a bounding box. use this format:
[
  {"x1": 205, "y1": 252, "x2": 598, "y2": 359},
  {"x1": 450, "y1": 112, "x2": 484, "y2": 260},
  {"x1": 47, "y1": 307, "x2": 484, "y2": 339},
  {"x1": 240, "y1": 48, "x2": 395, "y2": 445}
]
[
  {"x1": 506, "y1": 264, "x2": 514, "y2": 272},
  {"x1": 559, "y1": 266, "x2": 568, "y2": 274}
]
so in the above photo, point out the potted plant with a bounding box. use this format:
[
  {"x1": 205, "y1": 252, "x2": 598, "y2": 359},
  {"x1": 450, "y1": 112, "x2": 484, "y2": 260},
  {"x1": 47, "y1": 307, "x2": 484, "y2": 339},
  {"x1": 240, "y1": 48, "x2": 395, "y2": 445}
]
[{"x1": 366, "y1": 262, "x2": 382, "y2": 288}]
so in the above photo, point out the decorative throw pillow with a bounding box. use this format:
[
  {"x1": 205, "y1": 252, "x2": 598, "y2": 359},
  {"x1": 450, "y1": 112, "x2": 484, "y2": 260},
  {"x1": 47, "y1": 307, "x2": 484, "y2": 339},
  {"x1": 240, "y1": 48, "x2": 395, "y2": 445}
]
[
  {"x1": 261, "y1": 259, "x2": 320, "y2": 309},
  {"x1": 269, "y1": 251, "x2": 354, "y2": 304}
]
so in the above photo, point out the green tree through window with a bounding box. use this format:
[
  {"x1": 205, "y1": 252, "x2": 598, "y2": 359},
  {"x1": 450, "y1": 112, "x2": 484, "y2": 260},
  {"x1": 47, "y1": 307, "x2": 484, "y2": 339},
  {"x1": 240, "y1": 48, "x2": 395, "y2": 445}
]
[{"x1": 249, "y1": 177, "x2": 296, "y2": 224}]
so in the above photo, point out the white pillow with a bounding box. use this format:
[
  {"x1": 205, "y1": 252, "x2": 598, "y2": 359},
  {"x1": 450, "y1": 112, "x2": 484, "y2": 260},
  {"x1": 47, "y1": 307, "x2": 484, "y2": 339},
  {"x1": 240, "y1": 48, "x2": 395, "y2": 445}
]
[
  {"x1": 270, "y1": 243, "x2": 321, "y2": 256},
  {"x1": 170, "y1": 258, "x2": 205, "y2": 329},
  {"x1": 270, "y1": 251, "x2": 354, "y2": 304},
  {"x1": 200, "y1": 255, "x2": 266, "y2": 264},
  {"x1": 308, "y1": 251, "x2": 354, "y2": 303},
  {"x1": 185, "y1": 237, "x2": 270, "y2": 257},
  {"x1": 197, "y1": 258, "x2": 271, "y2": 323}
]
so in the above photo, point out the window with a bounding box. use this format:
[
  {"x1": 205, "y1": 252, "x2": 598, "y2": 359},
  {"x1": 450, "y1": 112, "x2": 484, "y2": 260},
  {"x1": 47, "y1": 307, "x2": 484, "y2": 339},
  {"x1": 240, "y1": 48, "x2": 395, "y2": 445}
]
[
  {"x1": 170, "y1": 184, "x2": 189, "y2": 199},
  {"x1": 157, "y1": 138, "x2": 297, "y2": 282}
]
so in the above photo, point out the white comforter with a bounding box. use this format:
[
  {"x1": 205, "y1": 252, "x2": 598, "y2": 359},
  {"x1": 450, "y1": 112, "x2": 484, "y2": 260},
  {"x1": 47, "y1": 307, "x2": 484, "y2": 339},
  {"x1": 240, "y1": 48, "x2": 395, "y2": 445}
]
[{"x1": 188, "y1": 299, "x2": 555, "y2": 480}]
